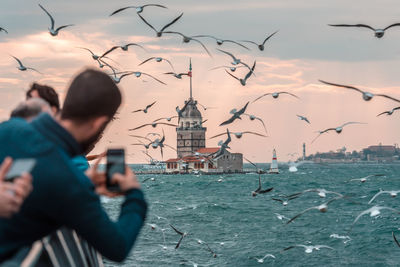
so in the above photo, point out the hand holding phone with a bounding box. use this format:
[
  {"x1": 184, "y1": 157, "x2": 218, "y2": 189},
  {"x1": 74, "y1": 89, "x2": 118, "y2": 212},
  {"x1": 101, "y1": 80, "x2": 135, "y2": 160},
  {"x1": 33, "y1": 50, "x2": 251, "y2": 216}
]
[
  {"x1": 106, "y1": 149, "x2": 125, "y2": 192},
  {"x1": 4, "y1": 159, "x2": 36, "y2": 182}
]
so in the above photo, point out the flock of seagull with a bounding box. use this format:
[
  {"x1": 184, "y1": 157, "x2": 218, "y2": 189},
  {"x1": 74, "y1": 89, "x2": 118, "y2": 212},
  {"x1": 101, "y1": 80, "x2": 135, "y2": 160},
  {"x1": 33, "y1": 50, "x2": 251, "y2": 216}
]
[{"x1": 2, "y1": 2, "x2": 400, "y2": 265}]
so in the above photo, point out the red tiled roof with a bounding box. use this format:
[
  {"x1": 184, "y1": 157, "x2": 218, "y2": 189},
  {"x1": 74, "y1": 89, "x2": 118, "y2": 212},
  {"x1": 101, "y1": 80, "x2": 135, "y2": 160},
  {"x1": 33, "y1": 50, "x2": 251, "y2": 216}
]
[{"x1": 196, "y1": 147, "x2": 219, "y2": 154}]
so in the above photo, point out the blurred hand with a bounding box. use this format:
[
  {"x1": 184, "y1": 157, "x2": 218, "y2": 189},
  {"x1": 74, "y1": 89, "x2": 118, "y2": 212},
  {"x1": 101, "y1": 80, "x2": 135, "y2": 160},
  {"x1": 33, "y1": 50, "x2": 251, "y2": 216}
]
[
  {"x1": 112, "y1": 166, "x2": 141, "y2": 192},
  {"x1": 85, "y1": 153, "x2": 122, "y2": 197},
  {"x1": 0, "y1": 157, "x2": 33, "y2": 218}
]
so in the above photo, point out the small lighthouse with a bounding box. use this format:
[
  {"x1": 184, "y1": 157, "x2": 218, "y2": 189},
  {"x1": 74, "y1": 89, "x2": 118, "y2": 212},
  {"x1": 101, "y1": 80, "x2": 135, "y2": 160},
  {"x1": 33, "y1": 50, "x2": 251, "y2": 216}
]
[{"x1": 268, "y1": 149, "x2": 280, "y2": 174}]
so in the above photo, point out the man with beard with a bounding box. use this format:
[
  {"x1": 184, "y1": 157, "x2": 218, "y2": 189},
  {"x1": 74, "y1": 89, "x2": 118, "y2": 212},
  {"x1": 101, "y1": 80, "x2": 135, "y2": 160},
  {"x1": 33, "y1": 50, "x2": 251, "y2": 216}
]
[{"x1": 0, "y1": 69, "x2": 147, "y2": 263}]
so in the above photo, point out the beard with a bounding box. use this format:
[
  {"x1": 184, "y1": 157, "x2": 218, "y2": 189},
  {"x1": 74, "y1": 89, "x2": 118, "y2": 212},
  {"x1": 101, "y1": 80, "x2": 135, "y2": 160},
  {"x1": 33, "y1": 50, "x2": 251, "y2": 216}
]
[{"x1": 80, "y1": 121, "x2": 107, "y2": 155}]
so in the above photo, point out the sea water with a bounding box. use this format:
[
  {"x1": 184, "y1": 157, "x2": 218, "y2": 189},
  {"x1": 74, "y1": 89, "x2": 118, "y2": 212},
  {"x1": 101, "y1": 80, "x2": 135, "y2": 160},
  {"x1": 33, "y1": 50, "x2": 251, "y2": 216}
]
[{"x1": 103, "y1": 163, "x2": 400, "y2": 266}]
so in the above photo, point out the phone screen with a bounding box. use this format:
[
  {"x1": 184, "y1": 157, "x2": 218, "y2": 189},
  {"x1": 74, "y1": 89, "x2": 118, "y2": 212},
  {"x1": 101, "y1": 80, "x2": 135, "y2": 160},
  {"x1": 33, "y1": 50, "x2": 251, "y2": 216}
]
[
  {"x1": 4, "y1": 158, "x2": 36, "y2": 182},
  {"x1": 106, "y1": 149, "x2": 125, "y2": 191}
]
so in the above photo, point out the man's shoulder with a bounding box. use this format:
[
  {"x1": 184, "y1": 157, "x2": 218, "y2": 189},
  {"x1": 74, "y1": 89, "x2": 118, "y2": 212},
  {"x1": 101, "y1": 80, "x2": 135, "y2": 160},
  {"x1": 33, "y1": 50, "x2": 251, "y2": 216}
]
[{"x1": 0, "y1": 118, "x2": 54, "y2": 155}]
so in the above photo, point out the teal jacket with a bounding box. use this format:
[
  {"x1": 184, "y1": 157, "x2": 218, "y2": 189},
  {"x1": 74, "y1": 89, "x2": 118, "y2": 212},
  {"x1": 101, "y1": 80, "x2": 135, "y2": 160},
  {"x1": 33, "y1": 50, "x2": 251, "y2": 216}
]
[{"x1": 0, "y1": 114, "x2": 147, "y2": 262}]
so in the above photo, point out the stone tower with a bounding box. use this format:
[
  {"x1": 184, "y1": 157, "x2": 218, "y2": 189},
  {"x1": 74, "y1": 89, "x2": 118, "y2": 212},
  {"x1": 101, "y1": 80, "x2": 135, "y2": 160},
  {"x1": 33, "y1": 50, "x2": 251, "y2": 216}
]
[{"x1": 176, "y1": 60, "x2": 206, "y2": 158}]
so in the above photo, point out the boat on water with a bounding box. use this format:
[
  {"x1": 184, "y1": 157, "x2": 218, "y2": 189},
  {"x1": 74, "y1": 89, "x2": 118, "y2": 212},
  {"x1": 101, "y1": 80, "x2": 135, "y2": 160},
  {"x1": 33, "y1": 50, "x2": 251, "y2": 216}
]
[{"x1": 268, "y1": 149, "x2": 279, "y2": 174}]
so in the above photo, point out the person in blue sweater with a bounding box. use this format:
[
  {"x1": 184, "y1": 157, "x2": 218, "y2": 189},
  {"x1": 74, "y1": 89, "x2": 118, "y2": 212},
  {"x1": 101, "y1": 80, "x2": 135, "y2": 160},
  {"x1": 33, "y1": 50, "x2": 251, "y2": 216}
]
[{"x1": 0, "y1": 69, "x2": 147, "y2": 263}]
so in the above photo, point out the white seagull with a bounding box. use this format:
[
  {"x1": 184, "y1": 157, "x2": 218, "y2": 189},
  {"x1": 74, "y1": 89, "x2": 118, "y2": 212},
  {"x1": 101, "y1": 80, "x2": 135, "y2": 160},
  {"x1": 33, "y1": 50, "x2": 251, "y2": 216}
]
[
  {"x1": 377, "y1": 107, "x2": 400, "y2": 117},
  {"x1": 311, "y1": 122, "x2": 366, "y2": 144},
  {"x1": 240, "y1": 30, "x2": 278, "y2": 51},
  {"x1": 139, "y1": 57, "x2": 174, "y2": 71},
  {"x1": 328, "y1": 23, "x2": 400, "y2": 38},
  {"x1": 225, "y1": 61, "x2": 256, "y2": 86},
  {"x1": 286, "y1": 197, "x2": 343, "y2": 224},
  {"x1": 319, "y1": 80, "x2": 400, "y2": 103},
  {"x1": 252, "y1": 253, "x2": 276, "y2": 263},
  {"x1": 110, "y1": 4, "x2": 167, "y2": 16},
  {"x1": 11, "y1": 56, "x2": 42, "y2": 74},
  {"x1": 350, "y1": 206, "x2": 400, "y2": 230},
  {"x1": 38, "y1": 4, "x2": 74, "y2": 36},
  {"x1": 283, "y1": 244, "x2": 333, "y2": 254},
  {"x1": 368, "y1": 190, "x2": 400, "y2": 204},
  {"x1": 252, "y1": 91, "x2": 299, "y2": 103},
  {"x1": 348, "y1": 174, "x2": 385, "y2": 183}
]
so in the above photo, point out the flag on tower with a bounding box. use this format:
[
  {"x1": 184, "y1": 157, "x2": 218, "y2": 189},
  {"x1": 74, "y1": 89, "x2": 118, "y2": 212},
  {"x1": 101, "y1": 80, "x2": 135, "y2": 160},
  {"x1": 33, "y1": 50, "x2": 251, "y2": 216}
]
[{"x1": 188, "y1": 58, "x2": 192, "y2": 77}]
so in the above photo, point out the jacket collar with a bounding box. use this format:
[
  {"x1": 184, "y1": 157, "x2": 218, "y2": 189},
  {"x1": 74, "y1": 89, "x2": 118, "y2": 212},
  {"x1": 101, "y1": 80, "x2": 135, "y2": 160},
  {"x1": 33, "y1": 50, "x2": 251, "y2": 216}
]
[{"x1": 31, "y1": 113, "x2": 82, "y2": 157}]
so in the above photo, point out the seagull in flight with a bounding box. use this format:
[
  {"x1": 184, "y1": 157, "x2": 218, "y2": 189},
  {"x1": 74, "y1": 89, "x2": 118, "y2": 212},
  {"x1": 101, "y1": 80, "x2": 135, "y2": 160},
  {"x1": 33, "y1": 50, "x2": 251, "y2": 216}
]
[
  {"x1": 197, "y1": 102, "x2": 217, "y2": 111},
  {"x1": 163, "y1": 31, "x2": 212, "y2": 57},
  {"x1": 225, "y1": 61, "x2": 256, "y2": 86},
  {"x1": 110, "y1": 4, "x2": 167, "y2": 16},
  {"x1": 170, "y1": 224, "x2": 188, "y2": 249},
  {"x1": 125, "y1": 71, "x2": 166, "y2": 85},
  {"x1": 197, "y1": 239, "x2": 217, "y2": 258},
  {"x1": 217, "y1": 48, "x2": 251, "y2": 69},
  {"x1": 0, "y1": 27, "x2": 8, "y2": 34},
  {"x1": 252, "y1": 91, "x2": 299, "y2": 103},
  {"x1": 153, "y1": 116, "x2": 178, "y2": 123},
  {"x1": 109, "y1": 71, "x2": 137, "y2": 84},
  {"x1": 38, "y1": 4, "x2": 74, "y2": 36},
  {"x1": 137, "y1": 13, "x2": 183, "y2": 37},
  {"x1": 100, "y1": 43, "x2": 147, "y2": 59},
  {"x1": 245, "y1": 157, "x2": 266, "y2": 174},
  {"x1": 274, "y1": 213, "x2": 290, "y2": 221},
  {"x1": 220, "y1": 102, "x2": 250, "y2": 126},
  {"x1": 208, "y1": 129, "x2": 232, "y2": 159},
  {"x1": 210, "y1": 65, "x2": 248, "y2": 72},
  {"x1": 328, "y1": 23, "x2": 400, "y2": 38},
  {"x1": 128, "y1": 122, "x2": 177, "y2": 131},
  {"x1": 297, "y1": 115, "x2": 310, "y2": 124},
  {"x1": 244, "y1": 113, "x2": 267, "y2": 134},
  {"x1": 377, "y1": 107, "x2": 400, "y2": 117},
  {"x1": 283, "y1": 244, "x2": 333, "y2": 254},
  {"x1": 368, "y1": 190, "x2": 400, "y2": 204},
  {"x1": 151, "y1": 130, "x2": 175, "y2": 158},
  {"x1": 271, "y1": 197, "x2": 296, "y2": 206},
  {"x1": 192, "y1": 35, "x2": 249, "y2": 50},
  {"x1": 132, "y1": 101, "x2": 157, "y2": 114},
  {"x1": 348, "y1": 174, "x2": 385, "y2": 183},
  {"x1": 286, "y1": 197, "x2": 343, "y2": 224},
  {"x1": 139, "y1": 57, "x2": 174, "y2": 71},
  {"x1": 287, "y1": 188, "x2": 343, "y2": 199},
  {"x1": 350, "y1": 206, "x2": 400, "y2": 231},
  {"x1": 164, "y1": 72, "x2": 189, "y2": 79},
  {"x1": 319, "y1": 80, "x2": 400, "y2": 103},
  {"x1": 209, "y1": 131, "x2": 266, "y2": 140},
  {"x1": 252, "y1": 254, "x2": 275, "y2": 263},
  {"x1": 11, "y1": 56, "x2": 42, "y2": 74},
  {"x1": 393, "y1": 232, "x2": 400, "y2": 248},
  {"x1": 311, "y1": 122, "x2": 366, "y2": 143},
  {"x1": 239, "y1": 30, "x2": 278, "y2": 51},
  {"x1": 251, "y1": 174, "x2": 273, "y2": 197},
  {"x1": 130, "y1": 140, "x2": 150, "y2": 150}
]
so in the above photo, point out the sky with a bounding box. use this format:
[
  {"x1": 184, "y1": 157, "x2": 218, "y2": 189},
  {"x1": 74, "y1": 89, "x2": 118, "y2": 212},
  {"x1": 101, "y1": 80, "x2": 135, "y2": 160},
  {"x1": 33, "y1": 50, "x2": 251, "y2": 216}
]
[{"x1": 1, "y1": 0, "x2": 400, "y2": 163}]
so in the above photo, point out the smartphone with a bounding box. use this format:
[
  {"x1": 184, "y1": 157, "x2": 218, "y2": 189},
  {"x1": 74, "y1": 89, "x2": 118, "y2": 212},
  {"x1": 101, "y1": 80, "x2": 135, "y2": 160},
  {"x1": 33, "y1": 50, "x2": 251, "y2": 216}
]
[
  {"x1": 106, "y1": 149, "x2": 125, "y2": 191},
  {"x1": 4, "y1": 158, "x2": 36, "y2": 182}
]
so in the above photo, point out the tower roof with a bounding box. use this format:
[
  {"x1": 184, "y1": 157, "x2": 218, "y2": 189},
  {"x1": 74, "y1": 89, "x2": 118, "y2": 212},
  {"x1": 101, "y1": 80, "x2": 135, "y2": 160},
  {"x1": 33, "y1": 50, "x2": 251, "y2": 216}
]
[{"x1": 181, "y1": 99, "x2": 202, "y2": 118}]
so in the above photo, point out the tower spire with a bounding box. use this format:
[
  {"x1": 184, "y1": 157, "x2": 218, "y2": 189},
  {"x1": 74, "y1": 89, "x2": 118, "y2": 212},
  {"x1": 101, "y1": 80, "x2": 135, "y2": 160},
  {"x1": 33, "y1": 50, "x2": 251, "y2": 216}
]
[{"x1": 189, "y1": 58, "x2": 192, "y2": 100}]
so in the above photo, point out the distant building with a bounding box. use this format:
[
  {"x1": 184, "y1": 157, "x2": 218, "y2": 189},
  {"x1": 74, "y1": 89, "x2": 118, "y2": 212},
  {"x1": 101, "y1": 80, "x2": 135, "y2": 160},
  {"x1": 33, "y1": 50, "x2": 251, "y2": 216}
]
[{"x1": 165, "y1": 60, "x2": 243, "y2": 173}]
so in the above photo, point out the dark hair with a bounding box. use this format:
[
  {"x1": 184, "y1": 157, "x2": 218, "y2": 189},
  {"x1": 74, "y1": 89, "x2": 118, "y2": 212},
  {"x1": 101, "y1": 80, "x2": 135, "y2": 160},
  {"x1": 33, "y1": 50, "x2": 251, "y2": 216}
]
[
  {"x1": 11, "y1": 101, "x2": 42, "y2": 119},
  {"x1": 61, "y1": 69, "x2": 121, "y2": 122},
  {"x1": 26, "y1": 83, "x2": 60, "y2": 111}
]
